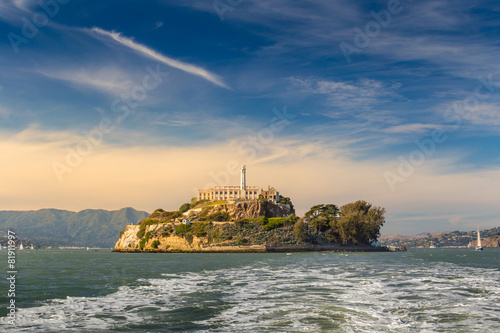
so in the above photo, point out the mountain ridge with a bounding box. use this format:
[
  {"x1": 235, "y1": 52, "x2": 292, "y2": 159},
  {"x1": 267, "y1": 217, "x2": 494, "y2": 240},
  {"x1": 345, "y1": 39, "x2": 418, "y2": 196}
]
[{"x1": 0, "y1": 207, "x2": 149, "y2": 247}]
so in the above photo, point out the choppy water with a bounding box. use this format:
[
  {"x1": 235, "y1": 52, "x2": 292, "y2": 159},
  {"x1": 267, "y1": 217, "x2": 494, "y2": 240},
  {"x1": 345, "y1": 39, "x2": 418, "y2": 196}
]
[{"x1": 1, "y1": 248, "x2": 499, "y2": 332}]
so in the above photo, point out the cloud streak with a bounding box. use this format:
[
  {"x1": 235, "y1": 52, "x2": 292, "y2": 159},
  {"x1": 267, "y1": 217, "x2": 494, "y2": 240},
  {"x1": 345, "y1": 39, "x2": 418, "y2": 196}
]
[
  {"x1": 38, "y1": 67, "x2": 134, "y2": 96},
  {"x1": 90, "y1": 27, "x2": 230, "y2": 89},
  {"x1": 289, "y1": 77, "x2": 402, "y2": 112}
]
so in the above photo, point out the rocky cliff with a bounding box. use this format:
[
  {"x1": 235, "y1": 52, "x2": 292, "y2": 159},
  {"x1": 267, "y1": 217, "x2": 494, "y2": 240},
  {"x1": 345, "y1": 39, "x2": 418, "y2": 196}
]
[
  {"x1": 472, "y1": 235, "x2": 500, "y2": 248},
  {"x1": 113, "y1": 199, "x2": 387, "y2": 253},
  {"x1": 114, "y1": 200, "x2": 292, "y2": 253}
]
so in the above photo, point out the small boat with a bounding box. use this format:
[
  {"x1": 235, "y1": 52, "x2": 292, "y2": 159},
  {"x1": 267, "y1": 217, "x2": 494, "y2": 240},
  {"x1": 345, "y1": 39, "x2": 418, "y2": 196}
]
[
  {"x1": 475, "y1": 226, "x2": 483, "y2": 251},
  {"x1": 19, "y1": 243, "x2": 24, "y2": 250},
  {"x1": 467, "y1": 242, "x2": 473, "y2": 248},
  {"x1": 87, "y1": 247, "x2": 90, "y2": 251},
  {"x1": 30, "y1": 244, "x2": 34, "y2": 250}
]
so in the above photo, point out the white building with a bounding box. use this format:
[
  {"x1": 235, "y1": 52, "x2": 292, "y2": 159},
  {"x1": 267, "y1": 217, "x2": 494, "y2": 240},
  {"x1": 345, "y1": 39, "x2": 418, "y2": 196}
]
[{"x1": 197, "y1": 165, "x2": 279, "y2": 203}]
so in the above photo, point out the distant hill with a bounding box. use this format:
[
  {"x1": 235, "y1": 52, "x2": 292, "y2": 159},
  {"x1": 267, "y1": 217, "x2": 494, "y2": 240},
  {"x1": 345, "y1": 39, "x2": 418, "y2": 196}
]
[
  {"x1": 380, "y1": 227, "x2": 500, "y2": 248},
  {"x1": 0, "y1": 208, "x2": 149, "y2": 248}
]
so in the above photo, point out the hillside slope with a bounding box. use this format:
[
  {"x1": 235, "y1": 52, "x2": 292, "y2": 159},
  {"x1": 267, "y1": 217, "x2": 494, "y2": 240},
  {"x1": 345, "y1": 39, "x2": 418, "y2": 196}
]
[
  {"x1": 380, "y1": 227, "x2": 500, "y2": 248},
  {"x1": 0, "y1": 208, "x2": 149, "y2": 247},
  {"x1": 114, "y1": 200, "x2": 386, "y2": 253}
]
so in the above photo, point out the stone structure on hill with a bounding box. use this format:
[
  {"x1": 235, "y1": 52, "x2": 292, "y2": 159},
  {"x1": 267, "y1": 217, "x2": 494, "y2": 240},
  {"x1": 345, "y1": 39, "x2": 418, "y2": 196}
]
[{"x1": 197, "y1": 165, "x2": 280, "y2": 203}]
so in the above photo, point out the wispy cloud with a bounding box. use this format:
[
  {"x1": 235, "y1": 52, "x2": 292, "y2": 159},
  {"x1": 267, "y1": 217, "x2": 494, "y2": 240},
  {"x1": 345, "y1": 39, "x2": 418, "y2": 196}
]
[
  {"x1": 153, "y1": 21, "x2": 164, "y2": 30},
  {"x1": 13, "y1": 0, "x2": 34, "y2": 11},
  {"x1": 0, "y1": 0, "x2": 36, "y2": 22},
  {"x1": 0, "y1": 106, "x2": 11, "y2": 119},
  {"x1": 37, "y1": 67, "x2": 134, "y2": 96},
  {"x1": 153, "y1": 120, "x2": 194, "y2": 127},
  {"x1": 382, "y1": 123, "x2": 445, "y2": 134},
  {"x1": 437, "y1": 101, "x2": 500, "y2": 127},
  {"x1": 90, "y1": 27, "x2": 230, "y2": 89},
  {"x1": 290, "y1": 77, "x2": 402, "y2": 110},
  {"x1": 461, "y1": 103, "x2": 500, "y2": 126}
]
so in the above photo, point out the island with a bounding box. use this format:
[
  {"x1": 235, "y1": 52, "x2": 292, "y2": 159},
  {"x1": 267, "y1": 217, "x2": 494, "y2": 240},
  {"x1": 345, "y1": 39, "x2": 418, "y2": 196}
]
[{"x1": 114, "y1": 166, "x2": 390, "y2": 253}]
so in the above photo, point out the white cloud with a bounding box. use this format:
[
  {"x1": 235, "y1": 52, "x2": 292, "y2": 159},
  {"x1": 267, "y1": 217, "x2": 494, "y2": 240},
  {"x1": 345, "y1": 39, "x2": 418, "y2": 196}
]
[
  {"x1": 153, "y1": 21, "x2": 163, "y2": 30},
  {"x1": 153, "y1": 120, "x2": 194, "y2": 127},
  {"x1": 90, "y1": 27, "x2": 230, "y2": 89},
  {"x1": 0, "y1": 0, "x2": 36, "y2": 22},
  {"x1": 38, "y1": 67, "x2": 134, "y2": 96},
  {"x1": 439, "y1": 101, "x2": 500, "y2": 127},
  {"x1": 382, "y1": 123, "x2": 445, "y2": 134},
  {"x1": 2, "y1": 127, "x2": 500, "y2": 236},
  {"x1": 13, "y1": 0, "x2": 35, "y2": 11},
  {"x1": 290, "y1": 77, "x2": 401, "y2": 110},
  {"x1": 466, "y1": 103, "x2": 500, "y2": 126}
]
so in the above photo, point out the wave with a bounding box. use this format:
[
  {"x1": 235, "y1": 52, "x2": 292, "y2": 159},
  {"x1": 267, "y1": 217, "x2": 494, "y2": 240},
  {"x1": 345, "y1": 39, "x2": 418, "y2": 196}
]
[{"x1": 2, "y1": 254, "x2": 500, "y2": 332}]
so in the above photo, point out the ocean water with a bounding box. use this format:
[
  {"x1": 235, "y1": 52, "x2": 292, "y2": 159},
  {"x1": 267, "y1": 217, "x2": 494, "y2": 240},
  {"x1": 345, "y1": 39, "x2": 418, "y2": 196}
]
[{"x1": 0, "y1": 248, "x2": 499, "y2": 332}]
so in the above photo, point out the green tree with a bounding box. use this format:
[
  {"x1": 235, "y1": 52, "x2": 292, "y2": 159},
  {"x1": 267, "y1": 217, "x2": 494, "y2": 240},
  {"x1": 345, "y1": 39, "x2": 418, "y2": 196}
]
[
  {"x1": 336, "y1": 200, "x2": 385, "y2": 244},
  {"x1": 305, "y1": 204, "x2": 339, "y2": 232},
  {"x1": 293, "y1": 219, "x2": 307, "y2": 242},
  {"x1": 179, "y1": 203, "x2": 191, "y2": 213},
  {"x1": 279, "y1": 196, "x2": 295, "y2": 213}
]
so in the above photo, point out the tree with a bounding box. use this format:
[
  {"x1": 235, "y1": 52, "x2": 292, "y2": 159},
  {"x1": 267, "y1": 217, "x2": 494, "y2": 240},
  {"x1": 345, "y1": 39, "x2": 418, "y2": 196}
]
[
  {"x1": 293, "y1": 219, "x2": 307, "y2": 242},
  {"x1": 179, "y1": 203, "x2": 191, "y2": 213},
  {"x1": 305, "y1": 204, "x2": 338, "y2": 220},
  {"x1": 279, "y1": 196, "x2": 295, "y2": 213},
  {"x1": 305, "y1": 204, "x2": 339, "y2": 232},
  {"x1": 336, "y1": 200, "x2": 385, "y2": 244}
]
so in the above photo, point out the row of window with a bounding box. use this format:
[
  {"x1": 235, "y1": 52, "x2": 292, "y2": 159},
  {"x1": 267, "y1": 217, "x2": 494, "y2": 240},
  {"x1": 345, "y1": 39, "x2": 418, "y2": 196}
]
[{"x1": 213, "y1": 191, "x2": 258, "y2": 195}]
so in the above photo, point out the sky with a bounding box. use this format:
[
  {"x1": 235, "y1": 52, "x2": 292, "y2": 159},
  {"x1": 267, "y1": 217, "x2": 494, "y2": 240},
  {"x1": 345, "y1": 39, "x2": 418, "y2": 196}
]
[{"x1": 1, "y1": 0, "x2": 500, "y2": 235}]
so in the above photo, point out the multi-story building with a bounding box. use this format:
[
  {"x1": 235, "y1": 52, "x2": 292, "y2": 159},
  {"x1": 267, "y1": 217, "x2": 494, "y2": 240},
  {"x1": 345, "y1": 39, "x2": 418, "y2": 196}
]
[{"x1": 197, "y1": 165, "x2": 280, "y2": 203}]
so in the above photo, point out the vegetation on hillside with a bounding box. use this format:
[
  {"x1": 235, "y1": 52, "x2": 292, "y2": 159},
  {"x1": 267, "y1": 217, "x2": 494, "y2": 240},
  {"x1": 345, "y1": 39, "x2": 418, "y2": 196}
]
[{"x1": 130, "y1": 199, "x2": 386, "y2": 249}]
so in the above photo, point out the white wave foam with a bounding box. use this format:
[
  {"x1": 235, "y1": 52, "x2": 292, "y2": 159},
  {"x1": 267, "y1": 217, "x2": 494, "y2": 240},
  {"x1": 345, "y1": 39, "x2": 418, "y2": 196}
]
[{"x1": 2, "y1": 254, "x2": 499, "y2": 332}]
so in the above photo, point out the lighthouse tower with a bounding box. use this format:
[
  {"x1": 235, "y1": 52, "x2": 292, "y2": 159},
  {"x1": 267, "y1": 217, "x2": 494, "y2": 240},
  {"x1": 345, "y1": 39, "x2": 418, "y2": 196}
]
[{"x1": 240, "y1": 165, "x2": 246, "y2": 198}]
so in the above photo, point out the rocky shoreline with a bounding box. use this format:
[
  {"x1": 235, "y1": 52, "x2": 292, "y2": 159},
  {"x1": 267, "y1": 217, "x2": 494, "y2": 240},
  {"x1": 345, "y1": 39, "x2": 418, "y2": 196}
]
[{"x1": 113, "y1": 242, "x2": 391, "y2": 253}]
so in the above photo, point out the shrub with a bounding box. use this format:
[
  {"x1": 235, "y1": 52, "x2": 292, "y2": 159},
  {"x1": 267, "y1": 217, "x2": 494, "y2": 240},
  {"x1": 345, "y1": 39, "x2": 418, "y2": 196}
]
[
  {"x1": 208, "y1": 230, "x2": 220, "y2": 244},
  {"x1": 175, "y1": 224, "x2": 191, "y2": 236},
  {"x1": 185, "y1": 233, "x2": 194, "y2": 244},
  {"x1": 293, "y1": 220, "x2": 307, "y2": 242},
  {"x1": 179, "y1": 203, "x2": 191, "y2": 213},
  {"x1": 144, "y1": 232, "x2": 151, "y2": 243},
  {"x1": 192, "y1": 223, "x2": 209, "y2": 237},
  {"x1": 257, "y1": 216, "x2": 268, "y2": 226},
  {"x1": 139, "y1": 238, "x2": 147, "y2": 250},
  {"x1": 264, "y1": 217, "x2": 286, "y2": 231},
  {"x1": 137, "y1": 229, "x2": 145, "y2": 238},
  {"x1": 207, "y1": 211, "x2": 231, "y2": 222},
  {"x1": 150, "y1": 208, "x2": 165, "y2": 218},
  {"x1": 140, "y1": 218, "x2": 157, "y2": 227},
  {"x1": 235, "y1": 218, "x2": 254, "y2": 227},
  {"x1": 235, "y1": 235, "x2": 248, "y2": 245},
  {"x1": 151, "y1": 240, "x2": 160, "y2": 249}
]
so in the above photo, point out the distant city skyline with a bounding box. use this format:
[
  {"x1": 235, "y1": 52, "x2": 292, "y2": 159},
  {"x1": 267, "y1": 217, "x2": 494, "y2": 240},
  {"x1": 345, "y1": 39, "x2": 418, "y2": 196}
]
[{"x1": 1, "y1": 0, "x2": 500, "y2": 235}]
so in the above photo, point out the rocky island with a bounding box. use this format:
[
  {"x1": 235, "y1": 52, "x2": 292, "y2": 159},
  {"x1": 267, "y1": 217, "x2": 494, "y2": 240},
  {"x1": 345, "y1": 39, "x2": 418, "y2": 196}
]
[{"x1": 114, "y1": 165, "x2": 388, "y2": 253}]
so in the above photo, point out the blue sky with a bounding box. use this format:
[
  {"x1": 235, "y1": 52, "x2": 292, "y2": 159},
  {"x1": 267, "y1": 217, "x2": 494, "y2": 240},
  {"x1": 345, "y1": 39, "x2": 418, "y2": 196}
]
[{"x1": 1, "y1": 0, "x2": 500, "y2": 235}]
